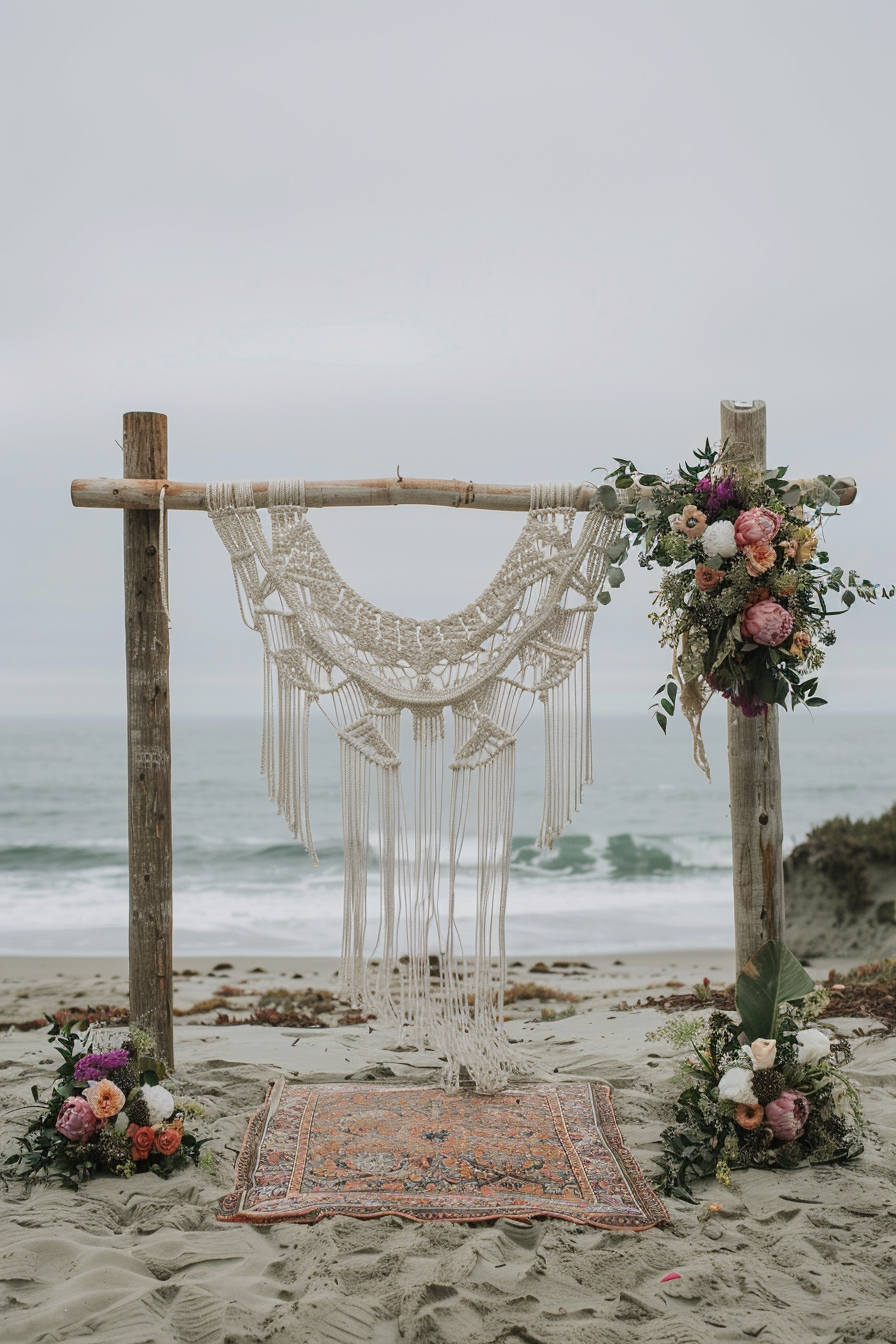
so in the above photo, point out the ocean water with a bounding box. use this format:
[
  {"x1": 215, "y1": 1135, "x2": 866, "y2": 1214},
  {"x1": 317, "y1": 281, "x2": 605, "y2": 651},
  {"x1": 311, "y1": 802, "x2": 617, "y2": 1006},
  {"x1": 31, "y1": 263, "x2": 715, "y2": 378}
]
[{"x1": 1, "y1": 714, "x2": 893, "y2": 957}]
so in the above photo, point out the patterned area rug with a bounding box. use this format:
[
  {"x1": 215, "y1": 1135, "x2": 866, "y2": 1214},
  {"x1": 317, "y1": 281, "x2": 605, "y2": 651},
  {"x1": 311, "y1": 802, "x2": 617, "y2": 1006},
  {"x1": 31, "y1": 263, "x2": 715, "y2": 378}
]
[{"x1": 218, "y1": 1079, "x2": 668, "y2": 1229}]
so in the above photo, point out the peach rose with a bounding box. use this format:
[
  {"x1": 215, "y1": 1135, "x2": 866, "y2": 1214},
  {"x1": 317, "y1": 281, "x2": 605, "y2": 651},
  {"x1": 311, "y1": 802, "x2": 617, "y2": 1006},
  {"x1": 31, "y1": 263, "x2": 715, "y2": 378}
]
[
  {"x1": 694, "y1": 563, "x2": 723, "y2": 592},
  {"x1": 83, "y1": 1078, "x2": 126, "y2": 1119},
  {"x1": 153, "y1": 1127, "x2": 183, "y2": 1157},
  {"x1": 735, "y1": 1102, "x2": 765, "y2": 1130},
  {"x1": 749, "y1": 1038, "x2": 777, "y2": 1069},
  {"x1": 743, "y1": 541, "x2": 777, "y2": 577},
  {"x1": 672, "y1": 505, "x2": 707, "y2": 539},
  {"x1": 787, "y1": 630, "x2": 811, "y2": 658},
  {"x1": 795, "y1": 531, "x2": 818, "y2": 565},
  {"x1": 778, "y1": 538, "x2": 798, "y2": 560}
]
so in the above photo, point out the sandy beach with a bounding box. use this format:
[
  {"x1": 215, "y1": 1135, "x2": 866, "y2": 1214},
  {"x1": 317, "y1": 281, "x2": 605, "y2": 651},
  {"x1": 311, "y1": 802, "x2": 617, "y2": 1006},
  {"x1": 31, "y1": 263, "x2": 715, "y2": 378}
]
[{"x1": 1, "y1": 950, "x2": 894, "y2": 1344}]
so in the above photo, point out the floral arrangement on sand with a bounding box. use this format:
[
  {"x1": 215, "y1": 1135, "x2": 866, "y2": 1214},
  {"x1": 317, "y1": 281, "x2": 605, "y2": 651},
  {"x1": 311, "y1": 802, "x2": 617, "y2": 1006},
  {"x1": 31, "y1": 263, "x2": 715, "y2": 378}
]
[
  {"x1": 650, "y1": 940, "x2": 863, "y2": 1197},
  {"x1": 5, "y1": 1023, "x2": 210, "y2": 1188},
  {"x1": 593, "y1": 441, "x2": 892, "y2": 767}
]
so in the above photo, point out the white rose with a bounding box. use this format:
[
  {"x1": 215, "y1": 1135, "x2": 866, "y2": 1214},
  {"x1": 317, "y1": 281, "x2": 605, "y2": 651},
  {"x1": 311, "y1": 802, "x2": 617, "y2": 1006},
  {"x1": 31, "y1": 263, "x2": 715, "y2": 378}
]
[
  {"x1": 701, "y1": 520, "x2": 738, "y2": 558},
  {"x1": 140, "y1": 1083, "x2": 175, "y2": 1127},
  {"x1": 796, "y1": 1028, "x2": 831, "y2": 1065},
  {"x1": 667, "y1": 512, "x2": 684, "y2": 530},
  {"x1": 748, "y1": 1038, "x2": 777, "y2": 1070},
  {"x1": 718, "y1": 1067, "x2": 758, "y2": 1105}
]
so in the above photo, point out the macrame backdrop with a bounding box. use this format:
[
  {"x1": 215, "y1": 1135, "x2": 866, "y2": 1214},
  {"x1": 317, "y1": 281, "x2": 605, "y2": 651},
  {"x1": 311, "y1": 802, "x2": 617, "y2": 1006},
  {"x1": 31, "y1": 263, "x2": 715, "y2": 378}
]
[{"x1": 207, "y1": 481, "x2": 621, "y2": 1092}]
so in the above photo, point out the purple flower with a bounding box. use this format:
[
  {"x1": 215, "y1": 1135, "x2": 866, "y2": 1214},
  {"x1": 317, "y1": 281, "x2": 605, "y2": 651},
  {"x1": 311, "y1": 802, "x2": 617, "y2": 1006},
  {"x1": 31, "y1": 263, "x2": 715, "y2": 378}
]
[
  {"x1": 55, "y1": 1095, "x2": 98, "y2": 1143},
  {"x1": 695, "y1": 475, "x2": 741, "y2": 519},
  {"x1": 73, "y1": 1049, "x2": 131, "y2": 1082}
]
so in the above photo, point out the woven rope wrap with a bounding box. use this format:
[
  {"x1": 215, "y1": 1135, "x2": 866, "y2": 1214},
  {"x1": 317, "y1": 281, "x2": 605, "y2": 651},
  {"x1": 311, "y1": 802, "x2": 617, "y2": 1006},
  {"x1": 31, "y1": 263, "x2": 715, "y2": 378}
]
[{"x1": 207, "y1": 480, "x2": 621, "y2": 1091}]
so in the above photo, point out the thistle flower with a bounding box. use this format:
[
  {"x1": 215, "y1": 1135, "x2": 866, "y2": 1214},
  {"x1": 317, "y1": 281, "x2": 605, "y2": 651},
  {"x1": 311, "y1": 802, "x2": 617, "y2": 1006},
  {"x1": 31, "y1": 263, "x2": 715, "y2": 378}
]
[{"x1": 751, "y1": 1068, "x2": 786, "y2": 1105}]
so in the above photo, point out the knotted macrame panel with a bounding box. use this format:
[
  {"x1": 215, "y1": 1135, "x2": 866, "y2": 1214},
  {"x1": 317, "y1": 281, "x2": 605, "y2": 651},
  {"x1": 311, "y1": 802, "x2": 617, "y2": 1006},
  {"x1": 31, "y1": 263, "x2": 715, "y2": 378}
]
[{"x1": 208, "y1": 480, "x2": 621, "y2": 1091}]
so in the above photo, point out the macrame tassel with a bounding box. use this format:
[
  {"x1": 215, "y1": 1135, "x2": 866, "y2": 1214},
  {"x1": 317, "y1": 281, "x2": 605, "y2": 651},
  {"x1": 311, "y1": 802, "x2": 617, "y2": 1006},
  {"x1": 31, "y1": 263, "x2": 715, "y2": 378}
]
[
  {"x1": 439, "y1": 711, "x2": 529, "y2": 1092},
  {"x1": 207, "y1": 475, "x2": 622, "y2": 1094},
  {"x1": 337, "y1": 713, "x2": 402, "y2": 1007},
  {"x1": 536, "y1": 608, "x2": 591, "y2": 850}
]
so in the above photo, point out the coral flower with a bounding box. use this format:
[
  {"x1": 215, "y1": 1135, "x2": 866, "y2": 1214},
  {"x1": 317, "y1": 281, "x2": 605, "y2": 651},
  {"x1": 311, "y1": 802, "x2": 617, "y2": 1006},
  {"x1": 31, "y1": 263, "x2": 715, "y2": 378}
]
[
  {"x1": 787, "y1": 630, "x2": 811, "y2": 658},
  {"x1": 83, "y1": 1078, "x2": 126, "y2": 1119},
  {"x1": 735, "y1": 1103, "x2": 765, "y2": 1130},
  {"x1": 741, "y1": 599, "x2": 794, "y2": 647},
  {"x1": 153, "y1": 1127, "x2": 183, "y2": 1157},
  {"x1": 735, "y1": 507, "x2": 783, "y2": 548},
  {"x1": 743, "y1": 541, "x2": 777, "y2": 577},
  {"x1": 127, "y1": 1123, "x2": 156, "y2": 1161},
  {"x1": 694, "y1": 563, "x2": 723, "y2": 592},
  {"x1": 672, "y1": 505, "x2": 707, "y2": 539}
]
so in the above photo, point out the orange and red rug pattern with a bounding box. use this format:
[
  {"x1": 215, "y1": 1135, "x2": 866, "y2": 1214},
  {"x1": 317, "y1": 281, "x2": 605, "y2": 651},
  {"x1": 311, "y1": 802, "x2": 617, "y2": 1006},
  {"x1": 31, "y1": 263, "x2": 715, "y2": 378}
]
[{"x1": 218, "y1": 1079, "x2": 668, "y2": 1229}]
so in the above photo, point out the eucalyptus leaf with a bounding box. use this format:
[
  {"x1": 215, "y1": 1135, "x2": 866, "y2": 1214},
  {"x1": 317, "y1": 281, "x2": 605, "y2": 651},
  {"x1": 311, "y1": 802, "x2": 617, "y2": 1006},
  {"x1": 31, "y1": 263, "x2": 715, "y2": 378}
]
[
  {"x1": 607, "y1": 566, "x2": 625, "y2": 588},
  {"x1": 606, "y1": 539, "x2": 629, "y2": 562},
  {"x1": 735, "y1": 939, "x2": 815, "y2": 1042},
  {"x1": 597, "y1": 591, "x2": 611, "y2": 605},
  {"x1": 597, "y1": 484, "x2": 619, "y2": 510}
]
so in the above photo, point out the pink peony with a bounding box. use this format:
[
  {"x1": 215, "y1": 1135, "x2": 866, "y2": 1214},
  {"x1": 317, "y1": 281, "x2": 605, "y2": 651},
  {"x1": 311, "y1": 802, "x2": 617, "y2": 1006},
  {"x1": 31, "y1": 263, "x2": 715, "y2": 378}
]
[
  {"x1": 734, "y1": 507, "x2": 783, "y2": 549},
  {"x1": 741, "y1": 599, "x2": 794, "y2": 647},
  {"x1": 764, "y1": 1089, "x2": 810, "y2": 1141},
  {"x1": 55, "y1": 1095, "x2": 98, "y2": 1143}
]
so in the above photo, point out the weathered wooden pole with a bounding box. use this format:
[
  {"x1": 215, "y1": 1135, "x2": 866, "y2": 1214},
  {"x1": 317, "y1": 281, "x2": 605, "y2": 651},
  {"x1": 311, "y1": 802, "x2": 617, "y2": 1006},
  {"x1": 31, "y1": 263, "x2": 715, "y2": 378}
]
[
  {"x1": 720, "y1": 400, "x2": 786, "y2": 971},
  {"x1": 123, "y1": 412, "x2": 174, "y2": 1065}
]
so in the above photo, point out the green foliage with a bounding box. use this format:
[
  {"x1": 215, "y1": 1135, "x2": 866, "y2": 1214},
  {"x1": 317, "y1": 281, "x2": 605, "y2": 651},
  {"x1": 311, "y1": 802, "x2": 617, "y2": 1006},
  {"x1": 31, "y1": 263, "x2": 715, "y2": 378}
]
[
  {"x1": 5, "y1": 1023, "x2": 208, "y2": 1189},
  {"x1": 787, "y1": 802, "x2": 896, "y2": 911},
  {"x1": 735, "y1": 940, "x2": 815, "y2": 1042},
  {"x1": 593, "y1": 441, "x2": 891, "y2": 732},
  {"x1": 651, "y1": 989, "x2": 864, "y2": 1197}
]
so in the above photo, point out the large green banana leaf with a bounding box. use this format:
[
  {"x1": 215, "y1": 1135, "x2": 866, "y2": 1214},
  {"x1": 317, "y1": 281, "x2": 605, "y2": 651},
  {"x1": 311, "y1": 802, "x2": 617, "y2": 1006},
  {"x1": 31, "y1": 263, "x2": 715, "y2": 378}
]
[{"x1": 735, "y1": 940, "x2": 816, "y2": 1043}]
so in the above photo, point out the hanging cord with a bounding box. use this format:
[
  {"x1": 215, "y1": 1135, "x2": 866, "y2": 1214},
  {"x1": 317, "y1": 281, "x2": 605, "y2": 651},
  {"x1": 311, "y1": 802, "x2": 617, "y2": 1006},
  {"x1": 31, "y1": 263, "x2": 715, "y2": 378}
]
[{"x1": 159, "y1": 485, "x2": 172, "y2": 629}]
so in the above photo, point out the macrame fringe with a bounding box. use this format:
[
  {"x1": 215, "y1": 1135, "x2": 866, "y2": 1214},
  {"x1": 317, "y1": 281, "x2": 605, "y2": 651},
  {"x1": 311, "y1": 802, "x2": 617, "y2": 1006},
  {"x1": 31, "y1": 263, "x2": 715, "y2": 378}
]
[{"x1": 207, "y1": 476, "x2": 621, "y2": 1092}]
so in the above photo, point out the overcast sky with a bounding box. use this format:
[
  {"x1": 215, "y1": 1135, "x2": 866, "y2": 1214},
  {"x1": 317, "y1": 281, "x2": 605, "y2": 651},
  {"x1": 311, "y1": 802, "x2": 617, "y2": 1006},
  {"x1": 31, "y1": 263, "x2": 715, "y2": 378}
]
[{"x1": 2, "y1": 0, "x2": 894, "y2": 721}]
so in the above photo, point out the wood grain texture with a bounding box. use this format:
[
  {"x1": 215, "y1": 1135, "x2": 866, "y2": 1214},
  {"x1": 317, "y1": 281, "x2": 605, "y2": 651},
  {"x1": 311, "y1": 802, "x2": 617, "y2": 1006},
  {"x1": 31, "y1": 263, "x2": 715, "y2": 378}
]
[
  {"x1": 123, "y1": 412, "x2": 174, "y2": 1065},
  {"x1": 71, "y1": 474, "x2": 858, "y2": 511},
  {"x1": 71, "y1": 477, "x2": 597, "y2": 511},
  {"x1": 719, "y1": 401, "x2": 786, "y2": 971}
]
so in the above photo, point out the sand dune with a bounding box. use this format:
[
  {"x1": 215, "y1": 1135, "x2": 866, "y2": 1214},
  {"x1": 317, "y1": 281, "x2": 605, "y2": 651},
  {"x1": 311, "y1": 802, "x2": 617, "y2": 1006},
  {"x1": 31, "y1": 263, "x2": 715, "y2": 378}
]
[{"x1": 1, "y1": 952, "x2": 894, "y2": 1344}]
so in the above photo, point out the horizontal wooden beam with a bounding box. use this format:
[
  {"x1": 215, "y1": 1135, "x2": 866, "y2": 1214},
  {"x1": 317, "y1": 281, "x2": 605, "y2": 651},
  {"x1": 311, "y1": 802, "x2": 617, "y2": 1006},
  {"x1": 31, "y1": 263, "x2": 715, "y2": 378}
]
[{"x1": 70, "y1": 474, "x2": 858, "y2": 512}]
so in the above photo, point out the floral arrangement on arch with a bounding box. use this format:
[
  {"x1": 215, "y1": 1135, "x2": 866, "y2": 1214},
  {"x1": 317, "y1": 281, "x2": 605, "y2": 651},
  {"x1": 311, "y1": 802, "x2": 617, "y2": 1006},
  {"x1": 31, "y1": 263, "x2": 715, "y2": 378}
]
[
  {"x1": 594, "y1": 440, "x2": 892, "y2": 771},
  {"x1": 650, "y1": 941, "x2": 863, "y2": 1197},
  {"x1": 5, "y1": 1023, "x2": 210, "y2": 1188}
]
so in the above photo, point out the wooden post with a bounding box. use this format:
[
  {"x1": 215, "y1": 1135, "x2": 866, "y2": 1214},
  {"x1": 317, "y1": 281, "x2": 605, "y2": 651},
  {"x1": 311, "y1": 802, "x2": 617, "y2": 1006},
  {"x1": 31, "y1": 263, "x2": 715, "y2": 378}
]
[
  {"x1": 123, "y1": 412, "x2": 174, "y2": 1065},
  {"x1": 720, "y1": 400, "x2": 786, "y2": 971}
]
